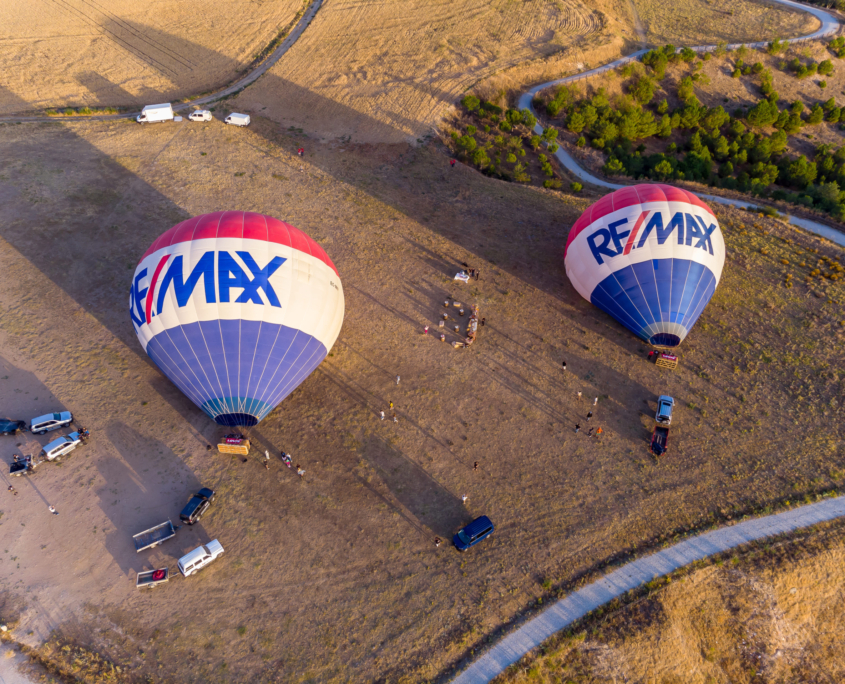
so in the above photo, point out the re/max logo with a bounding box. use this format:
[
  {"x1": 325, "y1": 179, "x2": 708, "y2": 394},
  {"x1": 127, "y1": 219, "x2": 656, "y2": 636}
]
[
  {"x1": 130, "y1": 250, "x2": 286, "y2": 327},
  {"x1": 586, "y1": 210, "x2": 717, "y2": 265}
]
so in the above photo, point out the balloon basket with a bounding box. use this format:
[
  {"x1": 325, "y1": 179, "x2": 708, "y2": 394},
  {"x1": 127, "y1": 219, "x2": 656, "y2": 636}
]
[{"x1": 218, "y1": 440, "x2": 251, "y2": 455}]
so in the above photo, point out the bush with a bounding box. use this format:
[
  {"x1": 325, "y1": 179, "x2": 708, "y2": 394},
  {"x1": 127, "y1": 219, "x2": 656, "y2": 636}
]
[
  {"x1": 466, "y1": 125, "x2": 477, "y2": 136},
  {"x1": 461, "y1": 95, "x2": 480, "y2": 112},
  {"x1": 830, "y1": 36, "x2": 845, "y2": 59},
  {"x1": 471, "y1": 149, "x2": 490, "y2": 168},
  {"x1": 566, "y1": 111, "x2": 586, "y2": 133},
  {"x1": 767, "y1": 38, "x2": 788, "y2": 56},
  {"x1": 576, "y1": 136, "x2": 586, "y2": 147},
  {"x1": 548, "y1": 143, "x2": 559, "y2": 153},
  {"x1": 506, "y1": 153, "x2": 517, "y2": 163},
  {"x1": 543, "y1": 179, "x2": 563, "y2": 189},
  {"x1": 481, "y1": 101, "x2": 503, "y2": 116},
  {"x1": 630, "y1": 76, "x2": 657, "y2": 104},
  {"x1": 818, "y1": 59, "x2": 834, "y2": 76},
  {"x1": 570, "y1": 182, "x2": 583, "y2": 192},
  {"x1": 529, "y1": 135, "x2": 542, "y2": 149},
  {"x1": 807, "y1": 104, "x2": 824, "y2": 124},
  {"x1": 680, "y1": 47, "x2": 696, "y2": 62},
  {"x1": 603, "y1": 157, "x2": 625, "y2": 175}
]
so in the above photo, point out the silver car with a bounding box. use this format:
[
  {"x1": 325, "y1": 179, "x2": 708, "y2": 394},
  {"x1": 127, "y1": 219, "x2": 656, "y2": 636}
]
[
  {"x1": 31, "y1": 411, "x2": 73, "y2": 434},
  {"x1": 42, "y1": 432, "x2": 82, "y2": 461},
  {"x1": 655, "y1": 396, "x2": 674, "y2": 426}
]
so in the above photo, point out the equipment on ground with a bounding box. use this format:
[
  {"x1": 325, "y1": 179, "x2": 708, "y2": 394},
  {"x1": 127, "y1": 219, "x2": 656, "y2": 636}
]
[
  {"x1": 564, "y1": 184, "x2": 725, "y2": 348},
  {"x1": 129, "y1": 212, "x2": 344, "y2": 427},
  {"x1": 649, "y1": 350, "x2": 678, "y2": 369}
]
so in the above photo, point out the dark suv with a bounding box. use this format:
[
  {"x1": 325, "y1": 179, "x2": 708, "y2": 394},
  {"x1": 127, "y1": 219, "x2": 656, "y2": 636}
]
[
  {"x1": 453, "y1": 515, "x2": 495, "y2": 551},
  {"x1": 179, "y1": 488, "x2": 216, "y2": 525},
  {"x1": 0, "y1": 420, "x2": 26, "y2": 436}
]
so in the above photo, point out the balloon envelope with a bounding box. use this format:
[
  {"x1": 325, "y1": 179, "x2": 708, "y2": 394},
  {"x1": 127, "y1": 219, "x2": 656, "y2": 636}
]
[
  {"x1": 130, "y1": 211, "x2": 344, "y2": 426},
  {"x1": 564, "y1": 184, "x2": 724, "y2": 347}
]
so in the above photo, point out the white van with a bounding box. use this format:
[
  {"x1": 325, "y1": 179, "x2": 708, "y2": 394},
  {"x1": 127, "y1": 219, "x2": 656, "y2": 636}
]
[
  {"x1": 31, "y1": 411, "x2": 73, "y2": 434},
  {"x1": 188, "y1": 110, "x2": 212, "y2": 122},
  {"x1": 178, "y1": 540, "x2": 224, "y2": 577},
  {"x1": 224, "y1": 113, "x2": 250, "y2": 127},
  {"x1": 137, "y1": 103, "x2": 174, "y2": 123},
  {"x1": 41, "y1": 432, "x2": 82, "y2": 461}
]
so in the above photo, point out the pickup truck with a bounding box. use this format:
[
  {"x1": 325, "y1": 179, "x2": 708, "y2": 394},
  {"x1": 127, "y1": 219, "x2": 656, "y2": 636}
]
[
  {"x1": 133, "y1": 520, "x2": 176, "y2": 552},
  {"x1": 651, "y1": 426, "x2": 669, "y2": 456},
  {"x1": 136, "y1": 568, "x2": 169, "y2": 589}
]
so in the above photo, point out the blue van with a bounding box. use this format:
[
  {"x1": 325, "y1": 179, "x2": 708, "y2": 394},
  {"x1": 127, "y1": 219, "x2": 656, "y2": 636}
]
[{"x1": 453, "y1": 516, "x2": 494, "y2": 551}]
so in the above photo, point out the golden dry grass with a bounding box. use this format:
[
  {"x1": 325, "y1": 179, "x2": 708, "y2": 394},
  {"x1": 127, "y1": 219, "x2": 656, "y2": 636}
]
[
  {"x1": 496, "y1": 518, "x2": 845, "y2": 683},
  {"x1": 0, "y1": 0, "x2": 304, "y2": 114},
  {"x1": 631, "y1": 0, "x2": 819, "y2": 47}
]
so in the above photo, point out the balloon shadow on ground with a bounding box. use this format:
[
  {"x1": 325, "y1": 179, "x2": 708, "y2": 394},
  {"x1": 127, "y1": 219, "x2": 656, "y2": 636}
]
[
  {"x1": 360, "y1": 434, "x2": 471, "y2": 538},
  {"x1": 97, "y1": 421, "x2": 204, "y2": 575}
]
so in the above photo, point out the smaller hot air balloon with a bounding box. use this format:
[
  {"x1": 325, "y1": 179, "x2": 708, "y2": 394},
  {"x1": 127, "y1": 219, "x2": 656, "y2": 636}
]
[{"x1": 564, "y1": 184, "x2": 725, "y2": 347}]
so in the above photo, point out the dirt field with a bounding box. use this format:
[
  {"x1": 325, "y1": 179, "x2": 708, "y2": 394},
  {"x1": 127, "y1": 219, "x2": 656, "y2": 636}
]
[
  {"x1": 0, "y1": 110, "x2": 843, "y2": 682},
  {"x1": 497, "y1": 518, "x2": 845, "y2": 683},
  {"x1": 630, "y1": 0, "x2": 818, "y2": 48},
  {"x1": 0, "y1": 0, "x2": 304, "y2": 115}
]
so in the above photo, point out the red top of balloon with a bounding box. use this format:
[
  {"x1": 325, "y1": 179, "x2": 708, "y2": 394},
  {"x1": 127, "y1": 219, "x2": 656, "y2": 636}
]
[
  {"x1": 564, "y1": 184, "x2": 715, "y2": 257},
  {"x1": 141, "y1": 211, "x2": 338, "y2": 276}
]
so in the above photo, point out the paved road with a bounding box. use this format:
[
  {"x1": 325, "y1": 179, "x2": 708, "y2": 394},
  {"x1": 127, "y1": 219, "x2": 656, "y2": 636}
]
[
  {"x1": 0, "y1": 0, "x2": 325, "y2": 124},
  {"x1": 452, "y1": 494, "x2": 845, "y2": 684},
  {"x1": 517, "y1": 0, "x2": 845, "y2": 248}
]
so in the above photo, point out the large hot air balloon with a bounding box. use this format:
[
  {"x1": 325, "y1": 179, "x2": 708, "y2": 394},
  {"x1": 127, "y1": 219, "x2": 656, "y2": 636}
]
[
  {"x1": 129, "y1": 211, "x2": 344, "y2": 426},
  {"x1": 564, "y1": 184, "x2": 724, "y2": 347}
]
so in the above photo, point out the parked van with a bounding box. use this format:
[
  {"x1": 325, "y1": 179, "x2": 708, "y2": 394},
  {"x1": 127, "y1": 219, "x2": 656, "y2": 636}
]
[
  {"x1": 31, "y1": 411, "x2": 73, "y2": 434},
  {"x1": 453, "y1": 516, "x2": 495, "y2": 551},
  {"x1": 178, "y1": 540, "x2": 224, "y2": 577},
  {"x1": 224, "y1": 112, "x2": 250, "y2": 127},
  {"x1": 137, "y1": 103, "x2": 174, "y2": 123},
  {"x1": 188, "y1": 110, "x2": 212, "y2": 122},
  {"x1": 41, "y1": 432, "x2": 82, "y2": 461}
]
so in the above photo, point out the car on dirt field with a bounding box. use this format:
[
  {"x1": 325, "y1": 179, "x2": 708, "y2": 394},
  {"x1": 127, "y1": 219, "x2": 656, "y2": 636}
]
[
  {"x1": 188, "y1": 110, "x2": 212, "y2": 122},
  {"x1": 655, "y1": 395, "x2": 675, "y2": 425},
  {"x1": 651, "y1": 425, "x2": 669, "y2": 456},
  {"x1": 224, "y1": 112, "x2": 250, "y2": 127},
  {"x1": 41, "y1": 432, "x2": 82, "y2": 461},
  {"x1": 453, "y1": 516, "x2": 495, "y2": 551},
  {"x1": 178, "y1": 540, "x2": 224, "y2": 577},
  {"x1": 0, "y1": 419, "x2": 26, "y2": 435},
  {"x1": 180, "y1": 487, "x2": 216, "y2": 525},
  {"x1": 30, "y1": 411, "x2": 73, "y2": 435}
]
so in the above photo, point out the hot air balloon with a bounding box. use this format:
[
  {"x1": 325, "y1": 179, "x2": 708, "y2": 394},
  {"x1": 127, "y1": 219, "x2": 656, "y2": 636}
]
[
  {"x1": 564, "y1": 184, "x2": 724, "y2": 347},
  {"x1": 129, "y1": 211, "x2": 344, "y2": 426}
]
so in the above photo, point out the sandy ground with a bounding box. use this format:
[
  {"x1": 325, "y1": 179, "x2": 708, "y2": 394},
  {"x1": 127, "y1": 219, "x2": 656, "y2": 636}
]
[
  {"x1": 0, "y1": 112, "x2": 842, "y2": 682},
  {"x1": 499, "y1": 518, "x2": 845, "y2": 683},
  {"x1": 0, "y1": 0, "x2": 303, "y2": 115}
]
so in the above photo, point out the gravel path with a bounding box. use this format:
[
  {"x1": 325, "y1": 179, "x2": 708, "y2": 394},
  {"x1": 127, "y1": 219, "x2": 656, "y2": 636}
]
[
  {"x1": 452, "y1": 494, "x2": 845, "y2": 684},
  {"x1": 517, "y1": 0, "x2": 845, "y2": 248}
]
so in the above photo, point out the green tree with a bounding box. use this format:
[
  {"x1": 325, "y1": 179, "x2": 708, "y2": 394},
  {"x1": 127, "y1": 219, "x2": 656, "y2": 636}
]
[
  {"x1": 657, "y1": 99, "x2": 669, "y2": 114},
  {"x1": 713, "y1": 135, "x2": 730, "y2": 160},
  {"x1": 458, "y1": 135, "x2": 477, "y2": 153},
  {"x1": 521, "y1": 109, "x2": 538, "y2": 128},
  {"x1": 747, "y1": 100, "x2": 779, "y2": 128},
  {"x1": 827, "y1": 107, "x2": 841, "y2": 123},
  {"x1": 750, "y1": 161, "x2": 778, "y2": 185},
  {"x1": 529, "y1": 135, "x2": 542, "y2": 149},
  {"x1": 819, "y1": 59, "x2": 834, "y2": 76},
  {"x1": 770, "y1": 130, "x2": 788, "y2": 153},
  {"x1": 631, "y1": 76, "x2": 657, "y2": 104},
  {"x1": 471, "y1": 149, "x2": 490, "y2": 168},
  {"x1": 653, "y1": 158, "x2": 674, "y2": 178},
  {"x1": 566, "y1": 111, "x2": 586, "y2": 133},
  {"x1": 603, "y1": 157, "x2": 625, "y2": 175},
  {"x1": 658, "y1": 114, "x2": 672, "y2": 138},
  {"x1": 807, "y1": 104, "x2": 824, "y2": 124},
  {"x1": 582, "y1": 105, "x2": 598, "y2": 128},
  {"x1": 783, "y1": 113, "x2": 803, "y2": 135},
  {"x1": 461, "y1": 95, "x2": 480, "y2": 111}
]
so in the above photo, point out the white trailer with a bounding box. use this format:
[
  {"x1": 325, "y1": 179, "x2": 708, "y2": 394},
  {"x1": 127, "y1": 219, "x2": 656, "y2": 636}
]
[{"x1": 137, "y1": 103, "x2": 175, "y2": 123}]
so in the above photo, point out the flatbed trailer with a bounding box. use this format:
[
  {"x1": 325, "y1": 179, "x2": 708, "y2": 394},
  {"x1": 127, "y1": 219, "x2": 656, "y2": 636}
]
[
  {"x1": 136, "y1": 568, "x2": 169, "y2": 588},
  {"x1": 133, "y1": 520, "x2": 176, "y2": 552}
]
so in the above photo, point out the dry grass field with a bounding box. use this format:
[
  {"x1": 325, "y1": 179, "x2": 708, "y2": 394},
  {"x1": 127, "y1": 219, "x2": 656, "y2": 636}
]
[
  {"x1": 0, "y1": 108, "x2": 843, "y2": 682},
  {"x1": 497, "y1": 518, "x2": 845, "y2": 683},
  {"x1": 630, "y1": 0, "x2": 817, "y2": 48},
  {"x1": 0, "y1": 0, "x2": 304, "y2": 115}
]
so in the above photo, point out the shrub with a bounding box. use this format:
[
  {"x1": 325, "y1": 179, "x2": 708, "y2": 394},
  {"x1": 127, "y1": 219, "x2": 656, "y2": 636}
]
[
  {"x1": 529, "y1": 135, "x2": 542, "y2": 149},
  {"x1": 631, "y1": 76, "x2": 656, "y2": 104},
  {"x1": 78, "y1": 106, "x2": 92, "y2": 115},
  {"x1": 576, "y1": 136, "x2": 586, "y2": 147},
  {"x1": 820, "y1": 81, "x2": 827, "y2": 89},
  {"x1": 570, "y1": 182, "x2": 583, "y2": 192},
  {"x1": 471, "y1": 149, "x2": 490, "y2": 168},
  {"x1": 566, "y1": 111, "x2": 586, "y2": 133},
  {"x1": 830, "y1": 36, "x2": 845, "y2": 58},
  {"x1": 747, "y1": 100, "x2": 779, "y2": 128},
  {"x1": 457, "y1": 135, "x2": 477, "y2": 153},
  {"x1": 680, "y1": 47, "x2": 696, "y2": 62},
  {"x1": 548, "y1": 143, "x2": 559, "y2": 153},
  {"x1": 653, "y1": 158, "x2": 674, "y2": 178},
  {"x1": 818, "y1": 59, "x2": 834, "y2": 76},
  {"x1": 543, "y1": 179, "x2": 563, "y2": 189},
  {"x1": 466, "y1": 125, "x2": 477, "y2": 136},
  {"x1": 807, "y1": 104, "x2": 824, "y2": 124},
  {"x1": 767, "y1": 38, "x2": 788, "y2": 56},
  {"x1": 63, "y1": 108, "x2": 75, "y2": 115},
  {"x1": 506, "y1": 152, "x2": 517, "y2": 163},
  {"x1": 732, "y1": 69, "x2": 741, "y2": 78},
  {"x1": 461, "y1": 95, "x2": 480, "y2": 112},
  {"x1": 603, "y1": 157, "x2": 625, "y2": 174},
  {"x1": 481, "y1": 101, "x2": 503, "y2": 116},
  {"x1": 714, "y1": 42, "x2": 727, "y2": 58}
]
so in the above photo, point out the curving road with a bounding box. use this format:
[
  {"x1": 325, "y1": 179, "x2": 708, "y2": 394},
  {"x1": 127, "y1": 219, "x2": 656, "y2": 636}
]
[
  {"x1": 0, "y1": 0, "x2": 325, "y2": 124},
  {"x1": 517, "y1": 0, "x2": 845, "y2": 248},
  {"x1": 452, "y1": 494, "x2": 845, "y2": 684}
]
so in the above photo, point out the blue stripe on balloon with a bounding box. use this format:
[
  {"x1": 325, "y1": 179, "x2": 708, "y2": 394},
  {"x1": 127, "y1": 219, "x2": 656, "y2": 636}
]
[
  {"x1": 145, "y1": 320, "x2": 327, "y2": 424},
  {"x1": 590, "y1": 258, "x2": 716, "y2": 346}
]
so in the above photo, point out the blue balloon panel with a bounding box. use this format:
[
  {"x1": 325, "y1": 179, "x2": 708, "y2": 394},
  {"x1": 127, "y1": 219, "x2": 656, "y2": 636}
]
[{"x1": 589, "y1": 258, "x2": 717, "y2": 347}]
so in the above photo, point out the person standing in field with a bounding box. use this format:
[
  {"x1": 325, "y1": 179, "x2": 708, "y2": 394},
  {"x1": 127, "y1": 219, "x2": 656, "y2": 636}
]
[
  {"x1": 296, "y1": 465, "x2": 305, "y2": 478},
  {"x1": 562, "y1": 361, "x2": 567, "y2": 372},
  {"x1": 396, "y1": 375, "x2": 401, "y2": 385},
  {"x1": 450, "y1": 159, "x2": 456, "y2": 168},
  {"x1": 593, "y1": 397, "x2": 598, "y2": 406},
  {"x1": 380, "y1": 410, "x2": 385, "y2": 420},
  {"x1": 577, "y1": 391, "x2": 582, "y2": 400},
  {"x1": 461, "y1": 494, "x2": 468, "y2": 504},
  {"x1": 587, "y1": 411, "x2": 593, "y2": 422},
  {"x1": 574, "y1": 423, "x2": 580, "y2": 433}
]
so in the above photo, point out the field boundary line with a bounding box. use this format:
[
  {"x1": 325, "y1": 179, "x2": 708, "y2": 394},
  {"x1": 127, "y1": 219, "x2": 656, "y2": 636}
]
[
  {"x1": 0, "y1": 0, "x2": 325, "y2": 123},
  {"x1": 451, "y1": 493, "x2": 845, "y2": 683},
  {"x1": 516, "y1": 0, "x2": 845, "y2": 246}
]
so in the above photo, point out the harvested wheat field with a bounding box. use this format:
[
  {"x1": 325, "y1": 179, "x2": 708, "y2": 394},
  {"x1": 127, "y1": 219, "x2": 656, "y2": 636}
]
[
  {"x1": 0, "y1": 111, "x2": 843, "y2": 682},
  {"x1": 497, "y1": 518, "x2": 845, "y2": 683},
  {"x1": 0, "y1": 0, "x2": 303, "y2": 115},
  {"x1": 630, "y1": 0, "x2": 818, "y2": 48}
]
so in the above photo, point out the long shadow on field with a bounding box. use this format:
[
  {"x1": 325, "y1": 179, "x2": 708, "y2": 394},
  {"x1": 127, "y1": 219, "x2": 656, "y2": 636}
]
[
  {"x1": 360, "y1": 435, "x2": 471, "y2": 538},
  {"x1": 98, "y1": 421, "x2": 204, "y2": 574}
]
